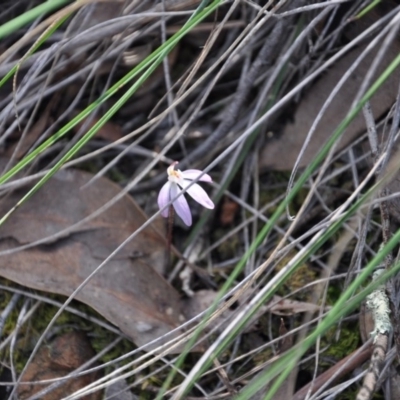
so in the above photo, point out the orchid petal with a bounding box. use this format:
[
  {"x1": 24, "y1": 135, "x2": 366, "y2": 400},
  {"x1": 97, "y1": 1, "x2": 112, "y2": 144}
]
[
  {"x1": 170, "y1": 183, "x2": 192, "y2": 226},
  {"x1": 181, "y1": 169, "x2": 212, "y2": 182},
  {"x1": 157, "y1": 181, "x2": 171, "y2": 218},
  {"x1": 182, "y1": 180, "x2": 214, "y2": 209}
]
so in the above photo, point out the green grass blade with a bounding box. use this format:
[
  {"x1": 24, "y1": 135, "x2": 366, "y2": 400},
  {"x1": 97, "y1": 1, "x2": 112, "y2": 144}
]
[
  {"x1": 168, "y1": 41, "x2": 400, "y2": 400},
  {"x1": 0, "y1": 0, "x2": 71, "y2": 39},
  {"x1": 354, "y1": 0, "x2": 381, "y2": 20},
  {"x1": 0, "y1": 0, "x2": 222, "y2": 188},
  {"x1": 0, "y1": 13, "x2": 70, "y2": 90},
  {"x1": 239, "y1": 219, "x2": 400, "y2": 399},
  {"x1": 0, "y1": 56, "x2": 162, "y2": 224}
]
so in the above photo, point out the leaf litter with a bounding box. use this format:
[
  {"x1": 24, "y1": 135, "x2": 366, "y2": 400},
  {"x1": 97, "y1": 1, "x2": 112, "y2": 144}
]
[
  {"x1": 0, "y1": 168, "x2": 186, "y2": 350},
  {"x1": 17, "y1": 331, "x2": 101, "y2": 400}
]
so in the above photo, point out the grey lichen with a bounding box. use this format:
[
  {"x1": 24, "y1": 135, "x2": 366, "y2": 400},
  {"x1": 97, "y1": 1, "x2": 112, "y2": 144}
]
[{"x1": 365, "y1": 268, "x2": 392, "y2": 339}]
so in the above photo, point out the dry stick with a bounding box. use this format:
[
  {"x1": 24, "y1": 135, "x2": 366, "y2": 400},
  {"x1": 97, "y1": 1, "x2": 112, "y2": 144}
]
[
  {"x1": 355, "y1": 103, "x2": 387, "y2": 400},
  {"x1": 293, "y1": 341, "x2": 373, "y2": 400},
  {"x1": 343, "y1": 100, "x2": 380, "y2": 286},
  {"x1": 355, "y1": 91, "x2": 400, "y2": 399},
  {"x1": 356, "y1": 325, "x2": 389, "y2": 400},
  {"x1": 380, "y1": 87, "x2": 400, "y2": 365},
  {"x1": 212, "y1": 357, "x2": 237, "y2": 397}
]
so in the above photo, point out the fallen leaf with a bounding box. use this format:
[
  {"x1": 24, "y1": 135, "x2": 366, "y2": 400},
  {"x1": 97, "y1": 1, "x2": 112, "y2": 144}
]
[
  {"x1": 278, "y1": 318, "x2": 292, "y2": 354},
  {"x1": 0, "y1": 169, "x2": 186, "y2": 351},
  {"x1": 17, "y1": 331, "x2": 101, "y2": 400}
]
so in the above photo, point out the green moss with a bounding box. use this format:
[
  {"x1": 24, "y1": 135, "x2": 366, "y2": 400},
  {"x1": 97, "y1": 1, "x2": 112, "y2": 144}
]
[
  {"x1": 327, "y1": 284, "x2": 343, "y2": 304},
  {"x1": 213, "y1": 228, "x2": 240, "y2": 261},
  {"x1": 321, "y1": 323, "x2": 360, "y2": 361},
  {"x1": 0, "y1": 280, "x2": 188, "y2": 397},
  {"x1": 274, "y1": 251, "x2": 317, "y2": 301},
  {"x1": 260, "y1": 171, "x2": 310, "y2": 215},
  {"x1": 90, "y1": 333, "x2": 134, "y2": 365},
  {"x1": 252, "y1": 347, "x2": 274, "y2": 367},
  {"x1": 0, "y1": 279, "x2": 139, "y2": 375},
  {"x1": 105, "y1": 168, "x2": 127, "y2": 184}
]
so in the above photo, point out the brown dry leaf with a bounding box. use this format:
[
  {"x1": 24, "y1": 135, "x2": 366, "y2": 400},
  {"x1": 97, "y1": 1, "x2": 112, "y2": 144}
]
[
  {"x1": 277, "y1": 318, "x2": 292, "y2": 354},
  {"x1": 0, "y1": 169, "x2": 186, "y2": 350},
  {"x1": 17, "y1": 331, "x2": 101, "y2": 400},
  {"x1": 260, "y1": 5, "x2": 400, "y2": 170}
]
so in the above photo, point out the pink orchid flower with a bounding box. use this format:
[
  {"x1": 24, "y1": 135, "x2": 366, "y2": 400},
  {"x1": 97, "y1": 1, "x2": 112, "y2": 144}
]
[{"x1": 158, "y1": 162, "x2": 214, "y2": 226}]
